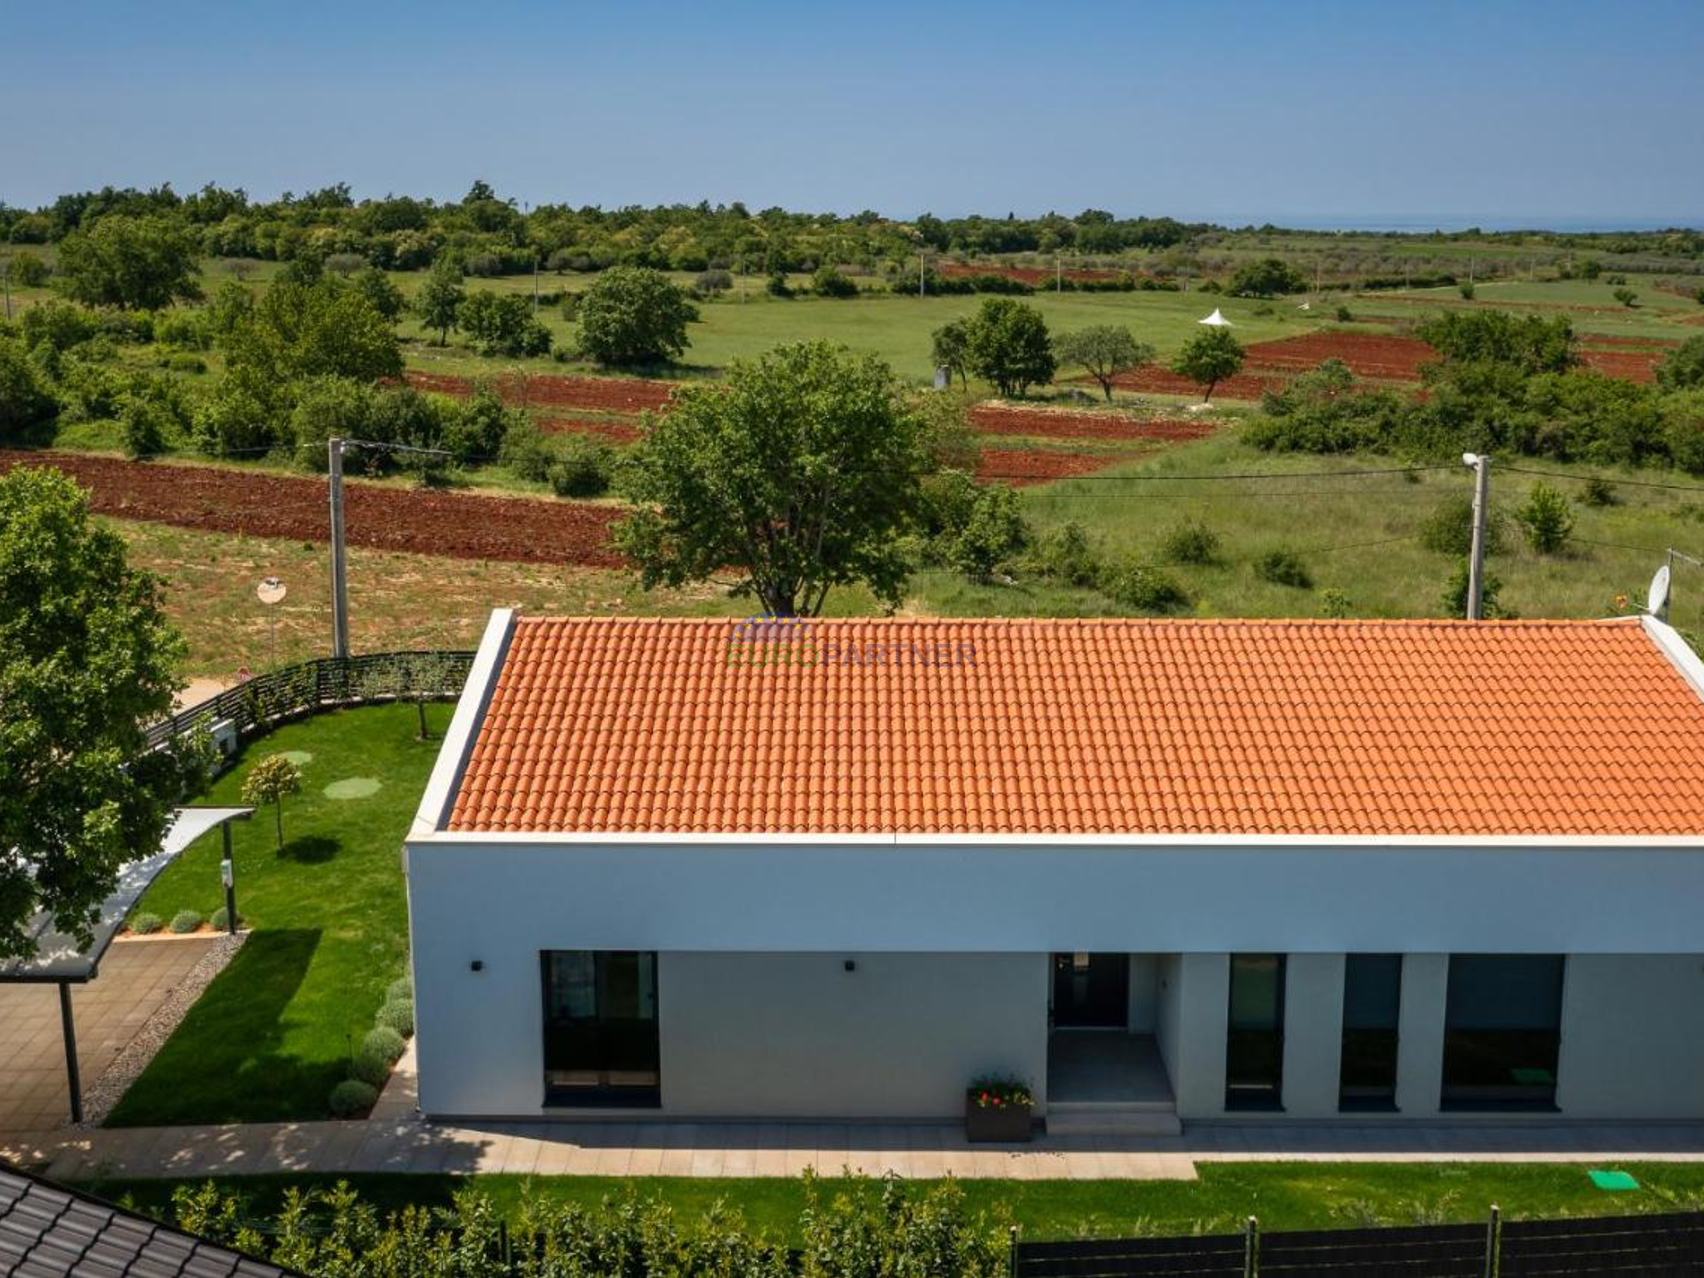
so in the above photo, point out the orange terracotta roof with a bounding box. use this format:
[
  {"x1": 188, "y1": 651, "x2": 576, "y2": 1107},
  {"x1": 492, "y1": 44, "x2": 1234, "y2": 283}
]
[{"x1": 445, "y1": 617, "x2": 1704, "y2": 837}]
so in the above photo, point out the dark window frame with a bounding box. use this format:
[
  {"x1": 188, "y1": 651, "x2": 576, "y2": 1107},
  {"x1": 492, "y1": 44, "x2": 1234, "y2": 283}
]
[
  {"x1": 540, "y1": 949, "x2": 662, "y2": 1109},
  {"x1": 1441, "y1": 954, "x2": 1565, "y2": 1113},
  {"x1": 1225, "y1": 953, "x2": 1286, "y2": 1112}
]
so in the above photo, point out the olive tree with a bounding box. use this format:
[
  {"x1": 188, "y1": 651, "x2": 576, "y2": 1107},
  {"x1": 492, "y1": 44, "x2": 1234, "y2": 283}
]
[
  {"x1": 1054, "y1": 325, "x2": 1154, "y2": 401},
  {"x1": 1171, "y1": 328, "x2": 1245, "y2": 402},
  {"x1": 55, "y1": 214, "x2": 203, "y2": 310}
]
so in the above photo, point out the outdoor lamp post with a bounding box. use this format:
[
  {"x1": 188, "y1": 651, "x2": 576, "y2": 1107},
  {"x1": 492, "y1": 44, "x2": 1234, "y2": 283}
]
[{"x1": 221, "y1": 824, "x2": 238, "y2": 934}]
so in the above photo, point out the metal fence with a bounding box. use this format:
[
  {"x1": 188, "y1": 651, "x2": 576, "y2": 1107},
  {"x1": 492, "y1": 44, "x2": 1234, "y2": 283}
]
[
  {"x1": 145, "y1": 651, "x2": 475, "y2": 750},
  {"x1": 1013, "y1": 1209, "x2": 1704, "y2": 1278}
]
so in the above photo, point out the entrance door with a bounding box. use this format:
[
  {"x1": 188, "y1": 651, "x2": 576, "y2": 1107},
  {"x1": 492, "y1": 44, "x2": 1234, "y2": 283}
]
[
  {"x1": 1226, "y1": 953, "x2": 1285, "y2": 1110},
  {"x1": 541, "y1": 950, "x2": 660, "y2": 1106},
  {"x1": 1052, "y1": 953, "x2": 1129, "y2": 1028}
]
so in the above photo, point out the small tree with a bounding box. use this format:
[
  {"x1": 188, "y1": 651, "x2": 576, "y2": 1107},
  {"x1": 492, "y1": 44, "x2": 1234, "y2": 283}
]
[
  {"x1": 1228, "y1": 257, "x2": 1308, "y2": 298},
  {"x1": 458, "y1": 292, "x2": 552, "y2": 357},
  {"x1": 1515, "y1": 481, "x2": 1575, "y2": 554},
  {"x1": 965, "y1": 297, "x2": 1055, "y2": 398},
  {"x1": 577, "y1": 266, "x2": 699, "y2": 366},
  {"x1": 947, "y1": 486, "x2": 1028, "y2": 583},
  {"x1": 416, "y1": 260, "x2": 465, "y2": 346},
  {"x1": 1054, "y1": 326, "x2": 1154, "y2": 401},
  {"x1": 242, "y1": 754, "x2": 303, "y2": 852},
  {"x1": 1171, "y1": 328, "x2": 1245, "y2": 402},
  {"x1": 1657, "y1": 335, "x2": 1704, "y2": 391},
  {"x1": 616, "y1": 342, "x2": 928, "y2": 616},
  {"x1": 930, "y1": 319, "x2": 972, "y2": 389},
  {"x1": 1613, "y1": 286, "x2": 1639, "y2": 308}
]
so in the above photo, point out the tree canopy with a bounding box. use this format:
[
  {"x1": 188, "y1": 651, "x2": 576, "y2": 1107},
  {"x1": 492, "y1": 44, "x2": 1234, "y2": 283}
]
[
  {"x1": 576, "y1": 266, "x2": 699, "y2": 367},
  {"x1": 1657, "y1": 335, "x2": 1704, "y2": 392},
  {"x1": 0, "y1": 468, "x2": 204, "y2": 959},
  {"x1": 415, "y1": 259, "x2": 465, "y2": 346},
  {"x1": 1171, "y1": 328, "x2": 1246, "y2": 402},
  {"x1": 1415, "y1": 310, "x2": 1577, "y2": 375},
  {"x1": 1228, "y1": 257, "x2": 1308, "y2": 298},
  {"x1": 55, "y1": 214, "x2": 203, "y2": 310},
  {"x1": 1053, "y1": 326, "x2": 1154, "y2": 401},
  {"x1": 965, "y1": 297, "x2": 1055, "y2": 397},
  {"x1": 616, "y1": 342, "x2": 928, "y2": 615}
]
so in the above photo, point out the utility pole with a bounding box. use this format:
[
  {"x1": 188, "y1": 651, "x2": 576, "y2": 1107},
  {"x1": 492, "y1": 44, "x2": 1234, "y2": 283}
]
[
  {"x1": 1056, "y1": 253, "x2": 1062, "y2": 293},
  {"x1": 329, "y1": 438, "x2": 351, "y2": 659},
  {"x1": 1463, "y1": 452, "x2": 1491, "y2": 620}
]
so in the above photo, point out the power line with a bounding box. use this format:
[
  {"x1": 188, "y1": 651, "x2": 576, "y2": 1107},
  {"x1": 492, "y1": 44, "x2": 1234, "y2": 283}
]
[{"x1": 1502, "y1": 464, "x2": 1704, "y2": 494}]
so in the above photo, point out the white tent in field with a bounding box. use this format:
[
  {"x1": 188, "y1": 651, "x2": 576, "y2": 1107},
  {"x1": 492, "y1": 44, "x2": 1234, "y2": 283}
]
[{"x1": 1198, "y1": 308, "x2": 1233, "y2": 327}]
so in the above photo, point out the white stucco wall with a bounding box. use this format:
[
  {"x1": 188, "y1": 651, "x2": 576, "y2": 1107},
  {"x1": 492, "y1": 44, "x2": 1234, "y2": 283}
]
[
  {"x1": 1394, "y1": 954, "x2": 1449, "y2": 1118},
  {"x1": 660, "y1": 952, "x2": 1048, "y2": 1118},
  {"x1": 1556, "y1": 956, "x2": 1704, "y2": 1119},
  {"x1": 1280, "y1": 954, "x2": 1346, "y2": 1118},
  {"x1": 1168, "y1": 954, "x2": 1230, "y2": 1119},
  {"x1": 1127, "y1": 955, "x2": 1160, "y2": 1033}
]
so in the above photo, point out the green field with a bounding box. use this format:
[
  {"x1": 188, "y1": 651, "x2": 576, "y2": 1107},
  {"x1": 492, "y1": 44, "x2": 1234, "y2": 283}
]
[
  {"x1": 107, "y1": 705, "x2": 446, "y2": 1125},
  {"x1": 81, "y1": 1163, "x2": 1704, "y2": 1244}
]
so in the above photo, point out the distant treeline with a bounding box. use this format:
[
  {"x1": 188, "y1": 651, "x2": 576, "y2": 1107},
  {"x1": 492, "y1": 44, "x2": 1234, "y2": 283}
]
[{"x1": 2, "y1": 181, "x2": 1700, "y2": 280}]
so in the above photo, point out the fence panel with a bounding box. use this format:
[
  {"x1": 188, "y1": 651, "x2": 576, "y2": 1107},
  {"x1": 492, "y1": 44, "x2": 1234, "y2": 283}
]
[
  {"x1": 145, "y1": 651, "x2": 475, "y2": 749},
  {"x1": 1258, "y1": 1221, "x2": 1485, "y2": 1277},
  {"x1": 1015, "y1": 1234, "x2": 1246, "y2": 1278},
  {"x1": 1501, "y1": 1210, "x2": 1704, "y2": 1276}
]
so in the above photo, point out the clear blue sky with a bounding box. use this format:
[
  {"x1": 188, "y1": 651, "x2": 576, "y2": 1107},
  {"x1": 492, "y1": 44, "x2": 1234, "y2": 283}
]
[{"x1": 4, "y1": 0, "x2": 1701, "y2": 228}]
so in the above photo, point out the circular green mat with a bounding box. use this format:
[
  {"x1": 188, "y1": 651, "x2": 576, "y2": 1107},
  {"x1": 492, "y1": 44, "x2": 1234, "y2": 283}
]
[
  {"x1": 279, "y1": 750, "x2": 314, "y2": 767},
  {"x1": 323, "y1": 777, "x2": 381, "y2": 800}
]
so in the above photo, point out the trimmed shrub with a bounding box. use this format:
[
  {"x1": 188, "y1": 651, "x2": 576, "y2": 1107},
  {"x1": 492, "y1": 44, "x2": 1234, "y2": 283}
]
[
  {"x1": 377, "y1": 996, "x2": 414, "y2": 1038},
  {"x1": 1254, "y1": 548, "x2": 1313, "y2": 589},
  {"x1": 168, "y1": 909, "x2": 203, "y2": 934},
  {"x1": 210, "y1": 906, "x2": 239, "y2": 931},
  {"x1": 328, "y1": 1079, "x2": 378, "y2": 1118},
  {"x1": 385, "y1": 976, "x2": 413, "y2": 1004},
  {"x1": 1102, "y1": 562, "x2": 1189, "y2": 612},
  {"x1": 1160, "y1": 519, "x2": 1221, "y2": 565},
  {"x1": 130, "y1": 912, "x2": 164, "y2": 935},
  {"x1": 365, "y1": 1025, "x2": 407, "y2": 1064},
  {"x1": 350, "y1": 1042, "x2": 395, "y2": 1088}
]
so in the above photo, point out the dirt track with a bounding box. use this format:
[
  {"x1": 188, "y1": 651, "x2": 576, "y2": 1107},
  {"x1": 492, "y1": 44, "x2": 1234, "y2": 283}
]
[{"x1": 0, "y1": 451, "x2": 624, "y2": 568}]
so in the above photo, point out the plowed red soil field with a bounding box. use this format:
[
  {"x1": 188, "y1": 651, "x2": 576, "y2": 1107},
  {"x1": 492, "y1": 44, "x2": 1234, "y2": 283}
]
[
  {"x1": 970, "y1": 404, "x2": 1218, "y2": 443},
  {"x1": 406, "y1": 370, "x2": 675, "y2": 414},
  {"x1": 1578, "y1": 349, "x2": 1662, "y2": 383},
  {"x1": 537, "y1": 416, "x2": 643, "y2": 444},
  {"x1": 1108, "y1": 366, "x2": 1288, "y2": 400},
  {"x1": 0, "y1": 451, "x2": 623, "y2": 567},
  {"x1": 1241, "y1": 332, "x2": 1437, "y2": 381},
  {"x1": 939, "y1": 262, "x2": 1129, "y2": 285},
  {"x1": 976, "y1": 448, "x2": 1143, "y2": 486}
]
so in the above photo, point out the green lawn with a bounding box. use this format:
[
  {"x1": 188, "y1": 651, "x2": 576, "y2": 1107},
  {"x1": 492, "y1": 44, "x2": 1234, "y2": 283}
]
[
  {"x1": 106, "y1": 704, "x2": 448, "y2": 1125},
  {"x1": 82, "y1": 1163, "x2": 1704, "y2": 1243}
]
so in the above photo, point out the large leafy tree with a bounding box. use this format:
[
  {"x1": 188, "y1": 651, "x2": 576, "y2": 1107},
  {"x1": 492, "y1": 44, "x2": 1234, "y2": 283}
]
[
  {"x1": 930, "y1": 318, "x2": 972, "y2": 388},
  {"x1": 1171, "y1": 328, "x2": 1245, "y2": 402},
  {"x1": 0, "y1": 468, "x2": 204, "y2": 959},
  {"x1": 616, "y1": 342, "x2": 928, "y2": 615},
  {"x1": 1415, "y1": 310, "x2": 1577, "y2": 375},
  {"x1": 1228, "y1": 257, "x2": 1308, "y2": 298},
  {"x1": 965, "y1": 297, "x2": 1055, "y2": 397},
  {"x1": 0, "y1": 339, "x2": 59, "y2": 444},
  {"x1": 576, "y1": 266, "x2": 699, "y2": 367},
  {"x1": 1054, "y1": 325, "x2": 1154, "y2": 401},
  {"x1": 1657, "y1": 335, "x2": 1704, "y2": 391},
  {"x1": 55, "y1": 214, "x2": 203, "y2": 310}
]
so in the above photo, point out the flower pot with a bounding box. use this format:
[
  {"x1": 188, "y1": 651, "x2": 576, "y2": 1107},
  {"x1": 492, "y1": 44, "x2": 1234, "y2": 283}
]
[{"x1": 965, "y1": 1098, "x2": 1034, "y2": 1143}]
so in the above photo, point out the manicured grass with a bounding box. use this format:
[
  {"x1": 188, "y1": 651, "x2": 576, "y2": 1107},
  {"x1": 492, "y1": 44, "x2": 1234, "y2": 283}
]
[
  {"x1": 105, "y1": 705, "x2": 451, "y2": 1125},
  {"x1": 82, "y1": 1164, "x2": 1704, "y2": 1243}
]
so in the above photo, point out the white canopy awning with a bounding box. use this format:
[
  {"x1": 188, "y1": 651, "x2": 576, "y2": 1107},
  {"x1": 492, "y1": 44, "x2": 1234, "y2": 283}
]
[
  {"x1": 1198, "y1": 308, "x2": 1233, "y2": 327},
  {"x1": 0, "y1": 806, "x2": 253, "y2": 983}
]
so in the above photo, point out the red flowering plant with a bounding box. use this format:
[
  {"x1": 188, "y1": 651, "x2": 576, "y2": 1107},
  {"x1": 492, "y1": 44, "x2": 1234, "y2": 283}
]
[{"x1": 967, "y1": 1075, "x2": 1034, "y2": 1110}]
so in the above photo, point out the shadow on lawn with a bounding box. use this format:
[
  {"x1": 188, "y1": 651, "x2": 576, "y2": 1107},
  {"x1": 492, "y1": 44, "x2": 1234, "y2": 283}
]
[
  {"x1": 278, "y1": 834, "x2": 339, "y2": 864},
  {"x1": 105, "y1": 928, "x2": 342, "y2": 1126}
]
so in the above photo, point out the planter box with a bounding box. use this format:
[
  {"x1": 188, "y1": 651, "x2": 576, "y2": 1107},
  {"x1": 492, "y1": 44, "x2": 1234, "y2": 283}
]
[{"x1": 965, "y1": 1099, "x2": 1034, "y2": 1143}]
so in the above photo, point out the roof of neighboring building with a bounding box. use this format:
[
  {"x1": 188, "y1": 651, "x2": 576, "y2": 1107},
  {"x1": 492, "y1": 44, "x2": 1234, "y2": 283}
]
[
  {"x1": 0, "y1": 1161, "x2": 292, "y2": 1276},
  {"x1": 443, "y1": 615, "x2": 1704, "y2": 838}
]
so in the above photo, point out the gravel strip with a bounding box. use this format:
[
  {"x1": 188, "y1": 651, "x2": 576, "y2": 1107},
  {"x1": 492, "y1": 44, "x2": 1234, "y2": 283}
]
[{"x1": 77, "y1": 931, "x2": 248, "y2": 1128}]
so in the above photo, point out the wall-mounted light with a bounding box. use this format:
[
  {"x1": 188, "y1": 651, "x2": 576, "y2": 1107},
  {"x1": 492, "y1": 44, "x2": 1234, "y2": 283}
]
[
  {"x1": 470, "y1": 960, "x2": 485, "y2": 973},
  {"x1": 843, "y1": 959, "x2": 856, "y2": 973}
]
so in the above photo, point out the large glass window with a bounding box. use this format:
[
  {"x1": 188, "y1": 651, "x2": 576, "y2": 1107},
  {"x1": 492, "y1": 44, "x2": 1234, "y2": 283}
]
[
  {"x1": 1340, "y1": 954, "x2": 1402, "y2": 1111},
  {"x1": 541, "y1": 950, "x2": 660, "y2": 1107},
  {"x1": 1442, "y1": 955, "x2": 1564, "y2": 1111},
  {"x1": 1225, "y1": 954, "x2": 1285, "y2": 1111}
]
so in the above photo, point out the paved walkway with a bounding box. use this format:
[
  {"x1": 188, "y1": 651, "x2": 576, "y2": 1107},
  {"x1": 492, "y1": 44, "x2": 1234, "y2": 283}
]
[
  {"x1": 8, "y1": 1044, "x2": 1704, "y2": 1183},
  {"x1": 0, "y1": 936, "x2": 220, "y2": 1133}
]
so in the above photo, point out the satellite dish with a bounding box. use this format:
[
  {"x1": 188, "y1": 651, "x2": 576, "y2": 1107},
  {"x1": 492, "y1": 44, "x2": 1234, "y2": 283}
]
[
  {"x1": 1647, "y1": 564, "x2": 1670, "y2": 618},
  {"x1": 256, "y1": 577, "x2": 287, "y2": 606}
]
